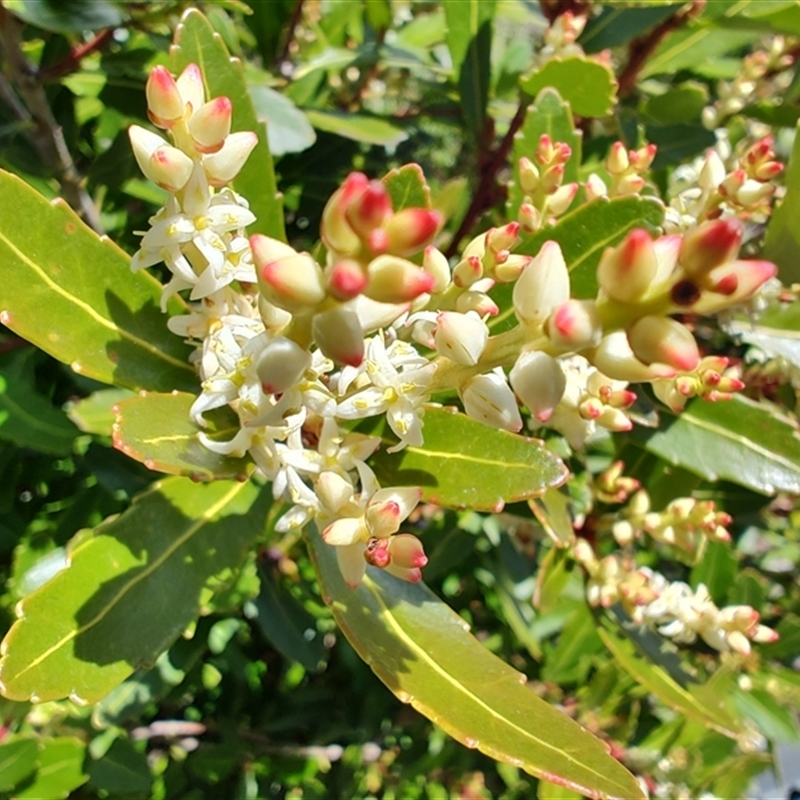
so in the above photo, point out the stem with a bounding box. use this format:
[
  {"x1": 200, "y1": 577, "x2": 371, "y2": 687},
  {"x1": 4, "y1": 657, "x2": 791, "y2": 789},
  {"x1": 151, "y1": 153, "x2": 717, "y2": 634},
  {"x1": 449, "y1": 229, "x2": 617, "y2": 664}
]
[
  {"x1": 39, "y1": 29, "x2": 114, "y2": 82},
  {"x1": 0, "y1": 5, "x2": 102, "y2": 231},
  {"x1": 276, "y1": 0, "x2": 306, "y2": 68}
]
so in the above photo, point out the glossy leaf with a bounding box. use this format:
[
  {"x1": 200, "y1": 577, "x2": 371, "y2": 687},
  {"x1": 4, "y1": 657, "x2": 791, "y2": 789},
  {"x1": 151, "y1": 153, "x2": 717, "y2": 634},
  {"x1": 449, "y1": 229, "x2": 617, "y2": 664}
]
[
  {"x1": 0, "y1": 170, "x2": 196, "y2": 392},
  {"x1": 248, "y1": 84, "x2": 316, "y2": 156},
  {"x1": 66, "y1": 388, "x2": 137, "y2": 436},
  {"x1": 4, "y1": 0, "x2": 124, "y2": 32},
  {"x1": 86, "y1": 737, "x2": 152, "y2": 796},
  {"x1": 0, "y1": 476, "x2": 270, "y2": 704},
  {"x1": 15, "y1": 737, "x2": 87, "y2": 800},
  {"x1": 492, "y1": 196, "x2": 665, "y2": 331},
  {"x1": 520, "y1": 58, "x2": 617, "y2": 118},
  {"x1": 580, "y1": 4, "x2": 684, "y2": 52},
  {"x1": 765, "y1": 118, "x2": 800, "y2": 283},
  {"x1": 596, "y1": 613, "x2": 743, "y2": 738},
  {"x1": 172, "y1": 9, "x2": 285, "y2": 241},
  {"x1": 647, "y1": 124, "x2": 716, "y2": 168},
  {"x1": 303, "y1": 109, "x2": 408, "y2": 146},
  {"x1": 369, "y1": 408, "x2": 568, "y2": 511},
  {"x1": 0, "y1": 737, "x2": 38, "y2": 794},
  {"x1": 309, "y1": 529, "x2": 645, "y2": 800},
  {"x1": 629, "y1": 395, "x2": 800, "y2": 495},
  {"x1": 507, "y1": 88, "x2": 582, "y2": 221},
  {"x1": 384, "y1": 163, "x2": 432, "y2": 212},
  {"x1": 113, "y1": 391, "x2": 252, "y2": 481}
]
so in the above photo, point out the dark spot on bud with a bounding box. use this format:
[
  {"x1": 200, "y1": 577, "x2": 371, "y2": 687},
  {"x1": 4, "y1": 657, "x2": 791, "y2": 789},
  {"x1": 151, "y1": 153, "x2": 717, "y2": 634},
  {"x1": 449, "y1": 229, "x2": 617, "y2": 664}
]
[{"x1": 671, "y1": 279, "x2": 701, "y2": 306}]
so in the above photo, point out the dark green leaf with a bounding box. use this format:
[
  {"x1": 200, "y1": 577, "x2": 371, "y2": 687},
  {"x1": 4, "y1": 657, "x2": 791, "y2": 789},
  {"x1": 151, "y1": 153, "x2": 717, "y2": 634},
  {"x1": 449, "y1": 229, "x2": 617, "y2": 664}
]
[
  {"x1": 580, "y1": 5, "x2": 684, "y2": 53},
  {"x1": 172, "y1": 9, "x2": 285, "y2": 241},
  {"x1": 87, "y1": 737, "x2": 152, "y2": 797},
  {"x1": 0, "y1": 737, "x2": 38, "y2": 794},
  {"x1": 0, "y1": 170, "x2": 196, "y2": 392},
  {"x1": 642, "y1": 83, "x2": 709, "y2": 125},
  {"x1": 15, "y1": 737, "x2": 87, "y2": 800},
  {"x1": 765, "y1": 118, "x2": 800, "y2": 283},
  {"x1": 4, "y1": 0, "x2": 123, "y2": 32},
  {"x1": 309, "y1": 529, "x2": 645, "y2": 800},
  {"x1": 690, "y1": 541, "x2": 738, "y2": 605},
  {"x1": 369, "y1": 408, "x2": 568, "y2": 511},
  {"x1": 113, "y1": 391, "x2": 252, "y2": 481},
  {"x1": 646, "y1": 124, "x2": 717, "y2": 168},
  {"x1": 0, "y1": 477, "x2": 270, "y2": 703},
  {"x1": 732, "y1": 688, "x2": 800, "y2": 742},
  {"x1": 520, "y1": 58, "x2": 617, "y2": 118},
  {"x1": 761, "y1": 614, "x2": 800, "y2": 660}
]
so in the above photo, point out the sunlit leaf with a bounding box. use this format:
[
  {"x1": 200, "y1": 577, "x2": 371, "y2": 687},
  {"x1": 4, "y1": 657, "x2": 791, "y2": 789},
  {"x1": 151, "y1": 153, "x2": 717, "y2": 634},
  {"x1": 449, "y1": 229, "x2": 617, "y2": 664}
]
[
  {"x1": 304, "y1": 109, "x2": 408, "y2": 146},
  {"x1": 384, "y1": 163, "x2": 432, "y2": 211},
  {"x1": 0, "y1": 737, "x2": 38, "y2": 794},
  {"x1": 765, "y1": 118, "x2": 800, "y2": 283},
  {"x1": 369, "y1": 408, "x2": 568, "y2": 511},
  {"x1": 0, "y1": 170, "x2": 195, "y2": 392},
  {"x1": 66, "y1": 388, "x2": 136, "y2": 437},
  {"x1": 15, "y1": 737, "x2": 87, "y2": 800},
  {"x1": 248, "y1": 84, "x2": 316, "y2": 156},
  {"x1": 86, "y1": 737, "x2": 152, "y2": 797},
  {"x1": 0, "y1": 477, "x2": 269, "y2": 704},
  {"x1": 309, "y1": 529, "x2": 645, "y2": 800},
  {"x1": 520, "y1": 58, "x2": 617, "y2": 118}
]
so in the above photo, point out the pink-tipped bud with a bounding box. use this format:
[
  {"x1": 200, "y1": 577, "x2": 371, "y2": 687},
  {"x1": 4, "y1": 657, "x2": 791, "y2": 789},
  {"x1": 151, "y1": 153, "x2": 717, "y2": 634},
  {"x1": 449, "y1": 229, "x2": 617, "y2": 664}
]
[
  {"x1": 346, "y1": 180, "x2": 392, "y2": 237},
  {"x1": 176, "y1": 64, "x2": 205, "y2": 115},
  {"x1": 546, "y1": 182, "x2": 578, "y2": 216},
  {"x1": 509, "y1": 351, "x2": 566, "y2": 423},
  {"x1": 536, "y1": 134, "x2": 554, "y2": 165},
  {"x1": 693, "y1": 259, "x2": 778, "y2": 313},
  {"x1": 326, "y1": 259, "x2": 368, "y2": 300},
  {"x1": 627, "y1": 315, "x2": 701, "y2": 372},
  {"x1": 252, "y1": 234, "x2": 326, "y2": 312},
  {"x1": 519, "y1": 203, "x2": 541, "y2": 232},
  {"x1": 455, "y1": 290, "x2": 499, "y2": 316},
  {"x1": 542, "y1": 163, "x2": 565, "y2": 193},
  {"x1": 423, "y1": 246, "x2": 451, "y2": 293},
  {"x1": 680, "y1": 219, "x2": 743, "y2": 278},
  {"x1": 188, "y1": 96, "x2": 232, "y2": 154},
  {"x1": 513, "y1": 241, "x2": 570, "y2": 327},
  {"x1": 699, "y1": 150, "x2": 726, "y2": 191},
  {"x1": 131, "y1": 133, "x2": 193, "y2": 191},
  {"x1": 546, "y1": 299, "x2": 602, "y2": 350},
  {"x1": 203, "y1": 131, "x2": 258, "y2": 186},
  {"x1": 313, "y1": 307, "x2": 365, "y2": 367},
  {"x1": 487, "y1": 222, "x2": 520, "y2": 254},
  {"x1": 736, "y1": 179, "x2": 775, "y2": 207},
  {"x1": 434, "y1": 311, "x2": 488, "y2": 366},
  {"x1": 367, "y1": 487, "x2": 421, "y2": 538},
  {"x1": 365, "y1": 255, "x2": 435, "y2": 303},
  {"x1": 146, "y1": 66, "x2": 184, "y2": 127},
  {"x1": 493, "y1": 253, "x2": 532, "y2": 283},
  {"x1": 591, "y1": 331, "x2": 676, "y2": 382},
  {"x1": 382, "y1": 208, "x2": 441, "y2": 257},
  {"x1": 607, "y1": 142, "x2": 630, "y2": 175},
  {"x1": 321, "y1": 172, "x2": 369, "y2": 256},
  {"x1": 453, "y1": 255, "x2": 484, "y2": 288},
  {"x1": 460, "y1": 372, "x2": 523, "y2": 432},
  {"x1": 596, "y1": 229, "x2": 658, "y2": 303},
  {"x1": 388, "y1": 533, "x2": 428, "y2": 569},
  {"x1": 255, "y1": 336, "x2": 312, "y2": 395},
  {"x1": 519, "y1": 157, "x2": 540, "y2": 194},
  {"x1": 585, "y1": 173, "x2": 608, "y2": 201},
  {"x1": 754, "y1": 161, "x2": 782, "y2": 181}
]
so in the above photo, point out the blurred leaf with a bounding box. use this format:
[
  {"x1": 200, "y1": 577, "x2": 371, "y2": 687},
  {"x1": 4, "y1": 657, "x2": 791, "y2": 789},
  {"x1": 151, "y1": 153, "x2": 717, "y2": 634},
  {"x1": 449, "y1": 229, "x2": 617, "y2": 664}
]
[
  {"x1": 728, "y1": 567, "x2": 766, "y2": 610},
  {"x1": 87, "y1": 737, "x2": 152, "y2": 797},
  {"x1": 309, "y1": 529, "x2": 645, "y2": 800},
  {"x1": 384, "y1": 164, "x2": 432, "y2": 211},
  {"x1": 580, "y1": 4, "x2": 684, "y2": 53},
  {"x1": 248, "y1": 563, "x2": 327, "y2": 672},
  {"x1": 0, "y1": 477, "x2": 269, "y2": 704},
  {"x1": 4, "y1": 0, "x2": 123, "y2": 32},
  {"x1": 689, "y1": 541, "x2": 738, "y2": 605},
  {"x1": 113, "y1": 391, "x2": 252, "y2": 481},
  {"x1": 304, "y1": 109, "x2": 408, "y2": 146},
  {"x1": 529, "y1": 488, "x2": 575, "y2": 547},
  {"x1": 0, "y1": 737, "x2": 38, "y2": 794},
  {"x1": 538, "y1": 781, "x2": 584, "y2": 799},
  {"x1": 761, "y1": 614, "x2": 800, "y2": 660},
  {"x1": 493, "y1": 196, "x2": 665, "y2": 331},
  {"x1": 642, "y1": 83, "x2": 709, "y2": 125},
  {"x1": 369, "y1": 408, "x2": 567, "y2": 511},
  {"x1": 711, "y1": 753, "x2": 773, "y2": 800},
  {"x1": 248, "y1": 84, "x2": 316, "y2": 156},
  {"x1": 596, "y1": 614, "x2": 743, "y2": 738},
  {"x1": 647, "y1": 124, "x2": 717, "y2": 168},
  {"x1": 629, "y1": 395, "x2": 800, "y2": 495},
  {"x1": 765, "y1": 118, "x2": 800, "y2": 283},
  {"x1": 725, "y1": 302, "x2": 800, "y2": 368},
  {"x1": 541, "y1": 603, "x2": 603, "y2": 685},
  {"x1": 520, "y1": 58, "x2": 617, "y2": 118},
  {"x1": 535, "y1": 546, "x2": 576, "y2": 614},
  {"x1": 507, "y1": 88, "x2": 582, "y2": 221},
  {"x1": 67, "y1": 388, "x2": 136, "y2": 436},
  {"x1": 172, "y1": 9, "x2": 285, "y2": 241},
  {"x1": 732, "y1": 688, "x2": 800, "y2": 742},
  {"x1": 445, "y1": 0, "x2": 497, "y2": 140},
  {"x1": 0, "y1": 170, "x2": 195, "y2": 392},
  {"x1": 743, "y1": 99, "x2": 800, "y2": 128},
  {"x1": 15, "y1": 737, "x2": 87, "y2": 800}
]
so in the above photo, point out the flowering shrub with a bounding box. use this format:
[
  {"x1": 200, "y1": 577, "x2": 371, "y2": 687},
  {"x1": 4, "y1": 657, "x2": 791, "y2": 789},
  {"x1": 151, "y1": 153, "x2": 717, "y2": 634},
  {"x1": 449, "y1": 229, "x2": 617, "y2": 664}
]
[{"x1": 1, "y1": 3, "x2": 800, "y2": 798}]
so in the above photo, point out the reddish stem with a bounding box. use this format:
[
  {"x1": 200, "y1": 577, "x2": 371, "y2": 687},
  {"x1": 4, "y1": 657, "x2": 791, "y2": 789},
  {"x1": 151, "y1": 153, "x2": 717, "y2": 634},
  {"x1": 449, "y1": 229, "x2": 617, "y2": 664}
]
[{"x1": 40, "y1": 29, "x2": 115, "y2": 82}]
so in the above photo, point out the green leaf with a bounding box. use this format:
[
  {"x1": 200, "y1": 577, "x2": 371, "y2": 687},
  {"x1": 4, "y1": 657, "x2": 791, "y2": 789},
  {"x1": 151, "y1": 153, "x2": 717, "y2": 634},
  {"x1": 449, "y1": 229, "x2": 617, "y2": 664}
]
[
  {"x1": 0, "y1": 737, "x2": 38, "y2": 794},
  {"x1": 113, "y1": 391, "x2": 252, "y2": 481},
  {"x1": 15, "y1": 737, "x2": 87, "y2": 800},
  {"x1": 66, "y1": 388, "x2": 136, "y2": 436},
  {"x1": 689, "y1": 541, "x2": 738, "y2": 605},
  {"x1": 492, "y1": 196, "x2": 665, "y2": 331},
  {"x1": 87, "y1": 737, "x2": 152, "y2": 797},
  {"x1": 761, "y1": 613, "x2": 800, "y2": 660},
  {"x1": 529, "y1": 488, "x2": 575, "y2": 548},
  {"x1": 0, "y1": 476, "x2": 269, "y2": 704},
  {"x1": 646, "y1": 124, "x2": 717, "y2": 168},
  {"x1": 383, "y1": 164, "x2": 432, "y2": 212},
  {"x1": 0, "y1": 170, "x2": 196, "y2": 392},
  {"x1": 247, "y1": 563, "x2": 327, "y2": 672},
  {"x1": 309, "y1": 529, "x2": 645, "y2": 800},
  {"x1": 642, "y1": 83, "x2": 709, "y2": 125},
  {"x1": 725, "y1": 303, "x2": 800, "y2": 369},
  {"x1": 303, "y1": 109, "x2": 408, "y2": 147},
  {"x1": 445, "y1": 0, "x2": 497, "y2": 140},
  {"x1": 248, "y1": 85, "x2": 316, "y2": 156},
  {"x1": 172, "y1": 9, "x2": 285, "y2": 241},
  {"x1": 4, "y1": 0, "x2": 124, "y2": 32},
  {"x1": 765, "y1": 118, "x2": 800, "y2": 283},
  {"x1": 369, "y1": 408, "x2": 567, "y2": 511},
  {"x1": 520, "y1": 58, "x2": 617, "y2": 118},
  {"x1": 732, "y1": 688, "x2": 800, "y2": 742},
  {"x1": 596, "y1": 614, "x2": 742, "y2": 738},
  {"x1": 629, "y1": 395, "x2": 800, "y2": 495},
  {"x1": 507, "y1": 89, "x2": 582, "y2": 222},
  {"x1": 580, "y1": 4, "x2": 684, "y2": 53}
]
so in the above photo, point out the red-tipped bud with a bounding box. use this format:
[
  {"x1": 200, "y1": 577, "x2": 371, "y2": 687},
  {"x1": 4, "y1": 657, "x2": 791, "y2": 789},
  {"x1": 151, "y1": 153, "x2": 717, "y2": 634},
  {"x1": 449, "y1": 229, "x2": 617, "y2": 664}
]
[
  {"x1": 146, "y1": 66, "x2": 184, "y2": 127},
  {"x1": 388, "y1": 533, "x2": 428, "y2": 569},
  {"x1": 513, "y1": 241, "x2": 570, "y2": 327},
  {"x1": 519, "y1": 202, "x2": 541, "y2": 232},
  {"x1": 326, "y1": 259, "x2": 368, "y2": 300},
  {"x1": 680, "y1": 219, "x2": 742, "y2": 278},
  {"x1": 188, "y1": 96, "x2": 232, "y2": 154},
  {"x1": 607, "y1": 142, "x2": 630, "y2": 175},
  {"x1": 453, "y1": 255, "x2": 484, "y2": 288},
  {"x1": 345, "y1": 180, "x2": 392, "y2": 237},
  {"x1": 629, "y1": 144, "x2": 657, "y2": 171},
  {"x1": 455, "y1": 290, "x2": 499, "y2": 317},
  {"x1": 591, "y1": 331, "x2": 676, "y2": 382},
  {"x1": 542, "y1": 163, "x2": 565, "y2": 193},
  {"x1": 487, "y1": 222, "x2": 520, "y2": 254},
  {"x1": 546, "y1": 299, "x2": 602, "y2": 350},
  {"x1": 365, "y1": 255, "x2": 435, "y2": 303},
  {"x1": 693, "y1": 259, "x2": 777, "y2": 313},
  {"x1": 382, "y1": 208, "x2": 441, "y2": 257},
  {"x1": 321, "y1": 172, "x2": 370, "y2": 257},
  {"x1": 627, "y1": 315, "x2": 701, "y2": 372},
  {"x1": 510, "y1": 351, "x2": 566, "y2": 423},
  {"x1": 535, "y1": 134, "x2": 554, "y2": 165},
  {"x1": 252, "y1": 234, "x2": 326, "y2": 312},
  {"x1": 203, "y1": 131, "x2": 257, "y2": 186},
  {"x1": 176, "y1": 64, "x2": 205, "y2": 115},
  {"x1": 255, "y1": 336, "x2": 312, "y2": 394},
  {"x1": 597, "y1": 229, "x2": 658, "y2": 303},
  {"x1": 547, "y1": 182, "x2": 579, "y2": 216},
  {"x1": 754, "y1": 161, "x2": 783, "y2": 181},
  {"x1": 313, "y1": 307, "x2": 365, "y2": 367}
]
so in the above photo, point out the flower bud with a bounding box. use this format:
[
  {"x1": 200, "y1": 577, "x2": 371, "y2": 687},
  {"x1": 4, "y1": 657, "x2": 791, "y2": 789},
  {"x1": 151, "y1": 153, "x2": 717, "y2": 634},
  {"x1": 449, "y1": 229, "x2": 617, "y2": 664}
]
[
  {"x1": 345, "y1": 180, "x2": 392, "y2": 237},
  {"x1": 509, "y1": 351, "x2": 566, "y2": 423},
  {"x1": 630, "y1": 144, "x2": 657, "y2": 171},
  {"x1": 176, "y1": 63, "x2": 205, "y2": 115},
  {"x1": 546, "y1": 182, "x2": 578, "y2": 216},
  {"x1": 325, "y1": 259, "x2": 368, "y2": 300},
  {"x1": 627, "y1": 316, "x2": 700, "y2": 371},
  {"x1": 255, "y1": 336, "x2": 312, "y2": 394},
  {"x1": 321, "y1": 172, "x2": 369, "y2": 256},
  {"x1": 541, "y1": 163, "x2": 565, "y2": 193},
  {"x1": 381, "y1": 208, "x2": 442, "y2": 257},
  {"x1": 606, "y1": 142, "x2": 630, "y2": 175},
  {"x1": 188, "y1": 96, "x2": 232, "y2": 154},
  {"x1": 252, "y1": 234, "x2": 326, "y2": 312},
  {"x1": 312, "y1": 306, "x2": 365, "y2": 366},
  {"x1": 518, "y1": 203, "x2": 541, "y2": 232},
  {"x1": 591, "y1": 331, "x2": 676, "y2": 382},
  {"x1": 423, "y1": 246, "x2": 451, "y2": 293},
  {"x1": 433, "y1": 311, "x2": 488, "y2": 365},
  {"x1": 680, "y1": 219, "x2": 742, "y2": 278},
  {"x1": 699, "y1": 150, "x2": 726, "y2": 191},
  {"x1": 146, "y1": 66, "x2": 184, "y2": 127},
  {"x1": 455, "y1": 290, "x2": 499, "y2": 317},
  {"x1": 492, "y1": 254, "x2": 532, "y2": 283},
  {"x1": 596, "y1": 229, "x2": 658, "y2": 303},
  {"x1": 388, "y1": 533, "x2": 428, "y2": 569},
  {"x1": 203, "y1": 131, "x2": 258, "y2": 186},
  {"x1": 487, "y1": 222, "x2": 520, "y2": 254},
  {"x1": 692, "y1": 259, "x2": 777, "y2": 313},
  {"x1": 147, "y1": 145, "x2": 195, "y2": 192},
  {"x1": 365, "y1": 255, "x2": 435, "y2": 303},
  {"x1": 519, "y1": 157, "x2": 540, "y2": 194},
  {"x1": 453, "y1": 255, "x2": 484, "y2": 288},
  {"x1": 460, "y1": 372, "x2": 523, "y2": 432},
  {"x1": 585, "y1": 174, "x2": 608, "y2": 201},
  {"x1": 546, "y1": 299, "x2": 602, "y2": 350},
  {"x1": 513, "y1": 241, "x2": 570, "y2": 327}
]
